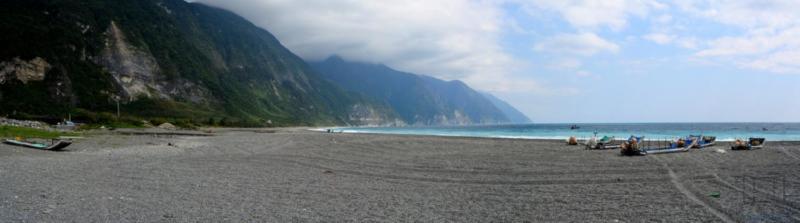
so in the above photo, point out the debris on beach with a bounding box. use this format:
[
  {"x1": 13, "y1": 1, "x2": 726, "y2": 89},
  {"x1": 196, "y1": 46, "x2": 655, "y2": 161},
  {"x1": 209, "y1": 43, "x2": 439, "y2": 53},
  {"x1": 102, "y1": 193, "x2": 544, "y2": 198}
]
[
  {"x1": 0, "y1": 117, "x2": 48, "y2": 129},
  {"x1": 141, "y1": 120, "x2": 154, "y2": 128},
  {"x1": 158, "y1": 123, "x2": 177, "y2": 130},
  {"x1": 566, "y1": 136, "x2": 578, "y2": 145}
]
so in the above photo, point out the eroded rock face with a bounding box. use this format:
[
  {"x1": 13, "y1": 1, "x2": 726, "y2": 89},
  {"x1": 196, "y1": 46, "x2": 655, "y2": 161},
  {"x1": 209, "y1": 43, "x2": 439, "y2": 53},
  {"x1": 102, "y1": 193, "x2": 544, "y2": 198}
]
[
  {"x1": 0, "y1": 57, "x2": 51, "y2": 84},
  {"x1": 348, "y1": 104, "x2": 406, "y2": 126},
  {"x1": 95, "y1": 21, "x2": 212, "y2": 104},
  {"x1": 96, "y1": 21, "x2": 164, "y2": 100}
]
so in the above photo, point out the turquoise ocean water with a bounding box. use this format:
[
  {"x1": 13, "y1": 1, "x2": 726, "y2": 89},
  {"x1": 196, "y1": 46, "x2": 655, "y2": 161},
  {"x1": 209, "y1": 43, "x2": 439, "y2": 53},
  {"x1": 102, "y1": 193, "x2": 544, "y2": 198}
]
[{"x1": 330, "y1": 123, "x2": 800, "y2": 141}]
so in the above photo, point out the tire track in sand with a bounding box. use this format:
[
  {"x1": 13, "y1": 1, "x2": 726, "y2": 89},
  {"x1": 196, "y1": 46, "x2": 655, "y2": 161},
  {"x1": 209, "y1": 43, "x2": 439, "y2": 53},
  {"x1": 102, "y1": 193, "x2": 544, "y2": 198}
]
[
  {"x1": 258, "y1": 156, "x2": 680, "y2": 186},
  {"x1": 651, "y1": 156, "x2": 735, "y2": 223},
  {"x1": 682, "y1": 150, "x2": 800, "y2": 220},
  {"x1": 778, "y1": 146, "x2": 800, "y2": 161}
]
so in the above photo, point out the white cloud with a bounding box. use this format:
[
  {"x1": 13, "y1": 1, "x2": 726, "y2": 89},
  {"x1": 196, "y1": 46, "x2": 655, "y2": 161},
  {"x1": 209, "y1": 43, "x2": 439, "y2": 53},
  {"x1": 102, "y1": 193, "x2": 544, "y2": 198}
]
[
  {"x1": 643, "y1": 33, "x2": 675, "y2": 44},
  {"x1": 521, "y1": 0, "x2": 666, "y2": 30},
  {"x1": 696, "y1": 27, "x2": 800, "y2": 73},
  {"x1": 654, "y1": 14, "x2": 672, "y2": 24},
  {"x1": 681, "y1": 0, "x2": 800, "y2": 74},
  {"x1": 676, "y1": 37, "x2": 699, "y2": 49},
  {"x1": 549, "y1": 58, "x2": 583, "y2": 70},
  {"x1": 534, "y1": 32, "x2": 619, "y2": 56},
  {"x1": 192, "y1": 0, "x2": 535, "y2": 93},
  {"x1": 674, "y1": 0, "x2": 800, "y2": 30}
]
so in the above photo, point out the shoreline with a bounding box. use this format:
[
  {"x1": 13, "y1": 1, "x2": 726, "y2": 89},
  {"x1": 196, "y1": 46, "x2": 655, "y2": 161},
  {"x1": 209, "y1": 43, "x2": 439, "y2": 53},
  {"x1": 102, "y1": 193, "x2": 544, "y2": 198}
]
[{"x1": 311, "y1": 128, "x2": 800, "y2": 142}]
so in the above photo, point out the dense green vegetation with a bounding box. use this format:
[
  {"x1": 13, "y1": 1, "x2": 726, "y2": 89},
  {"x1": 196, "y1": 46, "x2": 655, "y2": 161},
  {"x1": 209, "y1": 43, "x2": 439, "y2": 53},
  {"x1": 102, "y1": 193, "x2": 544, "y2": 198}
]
[
  {"x1": 0, "y1": 0, "x2": 395, "y2": 127},
  {"x1": 0, "y1": 126, "x2": 78, "y2": 139}
]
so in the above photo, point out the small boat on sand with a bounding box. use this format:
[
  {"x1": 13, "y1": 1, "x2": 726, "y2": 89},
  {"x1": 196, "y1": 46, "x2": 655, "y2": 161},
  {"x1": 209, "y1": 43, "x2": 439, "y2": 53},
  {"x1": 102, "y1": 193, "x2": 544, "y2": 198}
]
[
  {"x1": 688, "y1": 135, "x2": 716, "y2": 148},
  {"x1": 621, "y1": 136, "x2": 696, "y2": 156},
  {"x1": 585, "y1": 135, "x2": 618, "y2": 150},
  {"x1": 620, "y1": 136, "x2": 644, "y2": 155},
  {"x1": 2, "y1": 139, "x2": 72, "y2": 151},
  {"x1": 731, "y1": 138, "x2": 765, "y2": 150}
]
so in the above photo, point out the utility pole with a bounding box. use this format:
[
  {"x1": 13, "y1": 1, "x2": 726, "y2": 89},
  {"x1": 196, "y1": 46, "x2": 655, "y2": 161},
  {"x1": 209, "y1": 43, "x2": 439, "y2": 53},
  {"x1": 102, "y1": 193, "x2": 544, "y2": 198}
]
[{"x1": 113, "y1": 95, "x2": 120, "y2": 119}]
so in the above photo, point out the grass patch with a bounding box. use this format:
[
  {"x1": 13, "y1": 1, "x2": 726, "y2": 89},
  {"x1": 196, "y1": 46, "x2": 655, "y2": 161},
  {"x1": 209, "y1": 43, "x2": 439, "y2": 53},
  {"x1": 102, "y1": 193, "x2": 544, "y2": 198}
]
[{"x1": 0, "y1": 126, "x2": 79, "y2": 139}]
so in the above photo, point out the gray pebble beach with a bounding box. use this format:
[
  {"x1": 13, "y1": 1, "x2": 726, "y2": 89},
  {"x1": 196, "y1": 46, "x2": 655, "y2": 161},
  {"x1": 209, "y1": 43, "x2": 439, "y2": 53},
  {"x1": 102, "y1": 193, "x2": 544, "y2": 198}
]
[{"x1": 1, "y1": 129, "x2": 799, "y2": 222}]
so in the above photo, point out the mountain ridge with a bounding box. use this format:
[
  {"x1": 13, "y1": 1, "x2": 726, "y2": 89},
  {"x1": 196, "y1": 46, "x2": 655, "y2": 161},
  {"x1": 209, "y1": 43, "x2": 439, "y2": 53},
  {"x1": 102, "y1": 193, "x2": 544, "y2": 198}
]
[
  {"x1": 0, "y1": 0, "x2": 400, "y2": 126},
  {"x1": 311, "y1": 56, "x2": 528, "y2": 126},
  {"x1": 481, "y1": 92, "x2": 531, "y2": 124}
]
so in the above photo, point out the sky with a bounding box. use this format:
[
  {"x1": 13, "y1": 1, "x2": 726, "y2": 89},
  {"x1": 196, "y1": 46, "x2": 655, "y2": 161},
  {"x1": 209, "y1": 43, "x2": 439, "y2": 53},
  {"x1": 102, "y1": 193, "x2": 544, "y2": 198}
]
[{"x1": 193, "y1": 0, "x2": 800, "y2": 123}]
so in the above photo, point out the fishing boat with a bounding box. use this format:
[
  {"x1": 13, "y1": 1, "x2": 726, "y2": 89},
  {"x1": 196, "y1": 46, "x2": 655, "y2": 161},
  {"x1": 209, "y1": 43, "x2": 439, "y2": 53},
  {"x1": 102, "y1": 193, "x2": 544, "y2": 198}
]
[
  {"x1": 585, "y1": 135, "x2": 618, "y2": 150},
  {"x1": 643, "y1": 139, "x2": 694, "y2": 155},
  {"x1": 620, "y1": 136, "x2": 645, "y2": 155},
  {"x1": 621, "y1": 136, "x2": 695, "y2": 156},
  {"x1": 731, "y1": 138, "x2": 765, "y2": 150},
  {"x1": 688, "y1": 135, "x2": 716, "y2": 148},
  {"x1": 2, "y1": 139, "x2": 72, "y2": 151}
]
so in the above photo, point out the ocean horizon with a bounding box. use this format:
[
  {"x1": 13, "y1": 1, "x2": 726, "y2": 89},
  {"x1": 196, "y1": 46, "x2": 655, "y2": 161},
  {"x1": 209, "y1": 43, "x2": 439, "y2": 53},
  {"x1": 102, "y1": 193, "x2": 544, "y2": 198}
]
[{"x1": 325, "y1": 122, "x2": 800, "y2": 141}]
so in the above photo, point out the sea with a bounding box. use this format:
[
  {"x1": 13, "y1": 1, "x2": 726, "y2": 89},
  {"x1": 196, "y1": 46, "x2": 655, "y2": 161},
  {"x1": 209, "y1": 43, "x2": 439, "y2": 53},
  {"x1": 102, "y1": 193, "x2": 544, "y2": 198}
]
[{"x1": 327, "y1": 123, "x2": 800, "y2": 141}]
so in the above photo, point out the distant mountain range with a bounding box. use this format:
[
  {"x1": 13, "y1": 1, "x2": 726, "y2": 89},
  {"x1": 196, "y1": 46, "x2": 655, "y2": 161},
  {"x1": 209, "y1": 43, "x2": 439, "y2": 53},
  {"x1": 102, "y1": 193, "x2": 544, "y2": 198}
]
[
  {"x1": 0, "y1": 0, "x2": 528, "y2": 127},
  {"x1": 311, "y1": 56, "x2": 530, "y2": 126},
  {"x1": 481, "y1": 93, "x2": 531, "y2": 124}
]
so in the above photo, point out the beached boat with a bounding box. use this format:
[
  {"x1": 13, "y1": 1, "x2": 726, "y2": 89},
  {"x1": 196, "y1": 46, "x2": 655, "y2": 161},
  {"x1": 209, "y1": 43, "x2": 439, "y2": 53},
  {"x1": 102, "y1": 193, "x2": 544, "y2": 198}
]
[
  {"x1": 641, "y1": 141, "x2": 692, "y2": 155},
  {"x1": 585, "y1": 135, "x2": 618, "y2": 150},
  {"x1": 621, "y1": 136, "x2": 695, "y2": 155},
  {"x1": 2, "y1": 139, "x2": 72, "y2": 151},
  {"x1": 688, "y1": 135, "x2": 716, "y2": 148},
  {"x1": 620, "y1": 136, "x2": 645, "y2": 155},
  {"x1": 731, "y1": 138, "x2": 765, "y2": 150}
]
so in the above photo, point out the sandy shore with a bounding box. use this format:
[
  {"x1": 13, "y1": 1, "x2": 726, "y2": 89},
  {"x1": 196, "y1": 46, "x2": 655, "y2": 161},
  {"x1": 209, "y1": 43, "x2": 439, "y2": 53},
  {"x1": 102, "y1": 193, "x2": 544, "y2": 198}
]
[{"x1": 1, "y1": 129, "x2": 799, "y2": 222}]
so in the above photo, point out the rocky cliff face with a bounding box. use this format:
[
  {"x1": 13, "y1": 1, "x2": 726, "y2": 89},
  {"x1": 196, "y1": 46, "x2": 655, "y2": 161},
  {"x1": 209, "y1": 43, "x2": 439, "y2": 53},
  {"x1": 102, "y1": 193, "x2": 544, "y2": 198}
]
[
  {"x1": 96, "y1": 21, "x2": 212, "y2": 104},
  {"x1": 347, "y1": 104, "x2": 406, "y2": 126},
  {"x1": 0, "y1": 0, "x2": 398, "y2": 126},
  {"x1": 0, "y1": 57, "x2": 51, "y2": 84},
  {"x1": 97, "y1": 21, "x2": 163, "y2": 100}
]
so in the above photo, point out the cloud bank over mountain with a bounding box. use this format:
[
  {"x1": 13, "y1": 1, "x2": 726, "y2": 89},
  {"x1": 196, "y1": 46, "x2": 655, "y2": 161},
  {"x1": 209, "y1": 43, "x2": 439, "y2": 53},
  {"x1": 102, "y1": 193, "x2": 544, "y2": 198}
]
[{"x1": 192, "y1": 0, "x2": 800, "y2": 122}]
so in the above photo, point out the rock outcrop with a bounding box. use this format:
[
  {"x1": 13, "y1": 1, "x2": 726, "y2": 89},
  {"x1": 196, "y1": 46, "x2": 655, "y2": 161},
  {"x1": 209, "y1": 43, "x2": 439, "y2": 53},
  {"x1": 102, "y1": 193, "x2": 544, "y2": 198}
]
[
  {"x1": 348, "y1": 104, "x2": 406, "y2": 126},
  {"x1": 0, "y1": 57, "x2": 51, "y2": 84},
  {"x1": 96, "y1": 21, "x2": 164, "y2": 100},
  {"x1": 96, "y1": 21, "x2": 212, "y2": 104}
]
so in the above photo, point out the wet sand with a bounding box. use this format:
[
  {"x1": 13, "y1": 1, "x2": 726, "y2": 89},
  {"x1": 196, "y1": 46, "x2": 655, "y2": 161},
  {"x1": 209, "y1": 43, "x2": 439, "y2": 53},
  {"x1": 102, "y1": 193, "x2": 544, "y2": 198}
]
[{"x1": 1, "y1": 129, "x2": 799, "y2": 222}]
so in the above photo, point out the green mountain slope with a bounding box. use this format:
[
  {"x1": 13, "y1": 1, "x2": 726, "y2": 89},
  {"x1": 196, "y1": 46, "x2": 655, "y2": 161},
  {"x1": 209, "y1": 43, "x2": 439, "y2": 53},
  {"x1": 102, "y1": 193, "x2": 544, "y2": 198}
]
[
  {"x1": 311, "y1": 56, "x2": 513, "y2": 126},
  {"x1": 0, "y1": 0, "x2": 396, "y2": 126}
]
